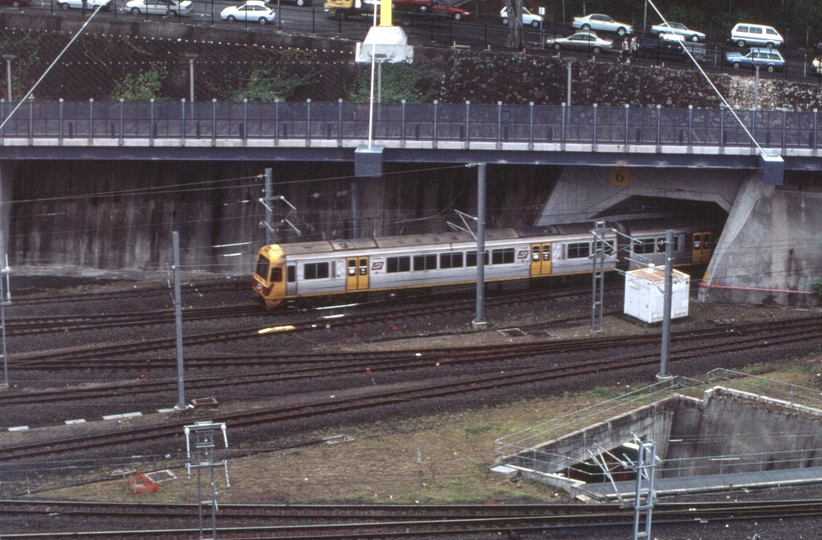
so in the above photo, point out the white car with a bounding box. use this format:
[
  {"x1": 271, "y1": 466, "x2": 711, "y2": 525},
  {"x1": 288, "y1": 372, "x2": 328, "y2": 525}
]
[
  {"x1": 650, "y1": 21, "x2": 705, "y2": 42},
  {"x1": 572, "y1": 13, "x2": 633, "y2": 36},
  {"x1": 124, "y1": 0, "x2": 192, "y2": 16},
  {"x1": 221, "y1": 1, "x2": 277, "y2": 24},
  {"x1": 56, "y1": 0, "x2": 112, "y2": 10},
  {"x1": 500, "y1": 6, "x2": 542, "y2": 28}
]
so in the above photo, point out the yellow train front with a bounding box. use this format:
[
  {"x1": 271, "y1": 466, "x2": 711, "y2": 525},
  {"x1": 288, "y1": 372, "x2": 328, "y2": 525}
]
[{"x1": 251, "y1": 219, "x2": 719, "y2": 308}]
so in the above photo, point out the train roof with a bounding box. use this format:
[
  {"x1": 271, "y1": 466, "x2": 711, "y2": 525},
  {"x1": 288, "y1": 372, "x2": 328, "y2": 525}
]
[
  {"x1": 275, "y1": 229, "x2": 522, "y2": 255},
  {"x1": 516, "y1": 223, "x2": 602, "y2": 237},
  {"x1": 374, "y1": 228, "x2": 519, "y2": 249}
]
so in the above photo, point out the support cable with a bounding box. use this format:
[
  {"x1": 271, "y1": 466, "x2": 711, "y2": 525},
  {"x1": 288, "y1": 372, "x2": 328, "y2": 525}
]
[
  {"x1": 0, "y1": 5, "x2": 103, "y2": 132},
  {"x1": 645, "y1": 0, "x2": 763, "y2": 155}
]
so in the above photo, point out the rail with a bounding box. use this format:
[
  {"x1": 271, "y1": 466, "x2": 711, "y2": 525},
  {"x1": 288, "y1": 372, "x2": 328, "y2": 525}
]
[{"x1": 0, "y1": 100, "x2": 820, "y2": 153}]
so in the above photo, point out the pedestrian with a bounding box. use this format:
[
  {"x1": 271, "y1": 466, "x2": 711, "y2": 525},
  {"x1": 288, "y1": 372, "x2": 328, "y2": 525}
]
[
  {"x1": 630, "y1": 36, "x2": 638, "y2": 58},
  {"x1": 621, "y1": 38, "x2": 630, "y2": 63},
  {"x1": 81, "y1": 0, "x2": 87, "y2": 16}
]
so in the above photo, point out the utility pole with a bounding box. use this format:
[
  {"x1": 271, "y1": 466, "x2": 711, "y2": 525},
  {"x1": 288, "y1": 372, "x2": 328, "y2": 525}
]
[
  {"x1": 185, "y1": 421, "x2": 230, "y2": 540},
  {"x1": 472, "y1": 163, "x2": 486, "y2": 330},
  {"x1": 658, "y1": 230, "x2": 674, "y2": 379},
  {"x1": 173, "y1": 232, "x2": 186, "y2": 410},
  {"x1": 0, "y1": 258, "x2": 10, "y2": 389}
]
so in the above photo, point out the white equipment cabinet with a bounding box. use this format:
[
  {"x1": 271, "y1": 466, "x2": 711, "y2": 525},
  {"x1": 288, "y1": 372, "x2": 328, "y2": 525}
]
[{"x1": 623, "y1": 265, "x2": 690, "y2": 324}]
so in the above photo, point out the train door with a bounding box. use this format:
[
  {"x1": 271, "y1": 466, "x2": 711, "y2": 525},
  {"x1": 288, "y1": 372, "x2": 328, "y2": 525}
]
[
  {"x1": 692, "y1": 232, "x2": 712, "y2": 264},
  {"x1": 530, "y1": 243, "x2": 552, "y2": 276},
  {"x1": 286, "y1": 264, "x2": 297, "y2": 295},
  {"x1": 346, "y1": 257, "x2": 369, "y2": 291}
]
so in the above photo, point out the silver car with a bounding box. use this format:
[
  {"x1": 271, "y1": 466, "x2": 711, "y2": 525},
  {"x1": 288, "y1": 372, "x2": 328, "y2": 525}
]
[
  {"x1": 546, "y1": 31, "x2": 613, "y2": 54},
  {"x1": 650, "y1": 22, "x2": 705, "y2": 42},
  {"x1": 572, "y1": 13, "x2": 633, "y2": 36},
  {"x1": 124, "y1": 0, "x2": 192, "y2": 16}
]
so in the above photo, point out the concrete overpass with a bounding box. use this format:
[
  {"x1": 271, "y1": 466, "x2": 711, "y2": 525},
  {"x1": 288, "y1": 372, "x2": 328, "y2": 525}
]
[{"x1": 0, "y1": 99, "x2": 820, "y2": 306}]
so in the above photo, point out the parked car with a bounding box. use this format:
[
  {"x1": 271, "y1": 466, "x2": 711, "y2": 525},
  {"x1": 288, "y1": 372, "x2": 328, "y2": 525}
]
[
  {"x1": 813, "y1": 56, "x2": 822, "y2": 75},
  {"x1": 275, "y1": 0, "x2": 311, "y2": 5},
  {"x1": 56, "y1": 0, "x2": 112, "y2": 10},
  {"x1": 650, "y1": 21, "x2": 705, "y2": 42},
  {"x1": 730, "y1": 23, "x2": 783, "y2": 48},
  {"x1": 724, "y1": 47, "x2": 785, "y2": 72},
  {"x1": 572, "y1": 13, "x2": 632, "y2": 36},
  {"x1": 0, "y1": 0, "x2": 32, "y2": 5},
  {"x1": 393, "y1": 0, "x2": 467, "y2": 20},
  {"x1": 638, "y1": 33, "x2": 706, "y2": 62},
  {"x1": 222, "y1": 1, "x2": 276, "y2": 24},
  {"x1": 546, "y1": 31, "x2": 612, "y2": 54},
  {"x1": 124, "y1": 0, "x2": 192, "y2": 15},
  {"x1": 500, "y1": 6, "x2": 542, "y2": 28}
]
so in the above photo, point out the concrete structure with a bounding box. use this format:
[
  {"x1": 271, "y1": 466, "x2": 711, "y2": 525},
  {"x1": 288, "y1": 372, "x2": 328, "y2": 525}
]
[
  {"x1": 494, "y1": 379, "x2": 822, "y2": 500},
  {"x1": 537, "y1": 166, "x2": 821, "y2": 307}
]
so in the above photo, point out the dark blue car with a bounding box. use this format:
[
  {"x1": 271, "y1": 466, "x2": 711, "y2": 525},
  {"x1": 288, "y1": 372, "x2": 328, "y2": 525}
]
[{"x1": 724, "y1": 47, "x2": 785, "y2": 72}]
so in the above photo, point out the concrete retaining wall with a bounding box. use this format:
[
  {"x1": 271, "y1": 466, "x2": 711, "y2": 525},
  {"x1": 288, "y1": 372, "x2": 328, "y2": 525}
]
[
  {"x1": 665, "y1": 389, "x2": 822, "y2": 475},
  {"x1": 2, "y1": 161, "x2": 556, "y2": 275}
]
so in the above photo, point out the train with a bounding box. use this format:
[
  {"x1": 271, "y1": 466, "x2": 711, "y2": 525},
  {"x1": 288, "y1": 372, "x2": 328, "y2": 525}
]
[{"x1": 252, "y1": 217, "x2": 719, "y2": 308}]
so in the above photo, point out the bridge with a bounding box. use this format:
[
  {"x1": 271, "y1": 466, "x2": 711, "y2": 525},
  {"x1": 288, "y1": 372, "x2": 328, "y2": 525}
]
[
  {"x1": 0, "y1": 99, "x2": 811, "y2": 176},
  {"x1": 0, "y1": 99, "x2": 819, "y2": 307}
]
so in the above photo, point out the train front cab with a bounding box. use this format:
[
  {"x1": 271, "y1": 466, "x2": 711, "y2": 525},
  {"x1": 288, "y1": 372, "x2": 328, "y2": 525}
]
[
  {"x1": 253, "y1": 245, "x2": 286, "y2": 308},
  {"x1": 530, "y1": 243, "x2": 552, "y2": 276},
  {"x1": 692, "y1": 231, "x2": 712, "y2": 264},
  {"x1": 346, "y1": 256, "x2": 370, "y2": 291}
]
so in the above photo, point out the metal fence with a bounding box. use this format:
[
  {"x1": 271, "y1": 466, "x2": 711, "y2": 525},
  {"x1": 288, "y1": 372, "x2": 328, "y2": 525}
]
[{"x1": 2, "y1": 99, "x2": 819, "y2": 151}]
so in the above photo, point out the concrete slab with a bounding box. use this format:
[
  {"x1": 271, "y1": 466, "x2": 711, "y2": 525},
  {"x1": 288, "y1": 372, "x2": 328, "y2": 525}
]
[{"x1": 581, "y1": 466, "x2": 822, "y2": 501}]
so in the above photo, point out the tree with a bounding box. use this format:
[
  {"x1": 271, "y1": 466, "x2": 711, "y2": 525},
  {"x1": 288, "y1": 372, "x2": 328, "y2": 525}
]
[
  {"x1": 504, "y1": 0, "x2": 525, "y2": 49},
  {"x1": 113, "y1": 65, "x2": 166, "y2": 101},
  {"x1": 789, "y1": 0, "x2": 822, "y2": 48}
]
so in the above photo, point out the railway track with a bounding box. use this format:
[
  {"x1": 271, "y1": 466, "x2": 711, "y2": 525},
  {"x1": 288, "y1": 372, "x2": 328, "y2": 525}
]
[
  {"x1": 4, "y1": 283, "x2": 614, "y2": 364},
  {"x1": 1, "y1": 315, "x2": 820, "y2": 409},
  {"x1": 3, "y1": 498, "x2": 822, "y2": 538},
  {"x1": 0, "y1": 315, "x2": 819, "y2": 462}
]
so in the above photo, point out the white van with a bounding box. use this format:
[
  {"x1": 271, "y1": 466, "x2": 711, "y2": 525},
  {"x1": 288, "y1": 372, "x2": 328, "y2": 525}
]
[{"x1": 730, "y1": 23, "x2": 783, "y2": 48}]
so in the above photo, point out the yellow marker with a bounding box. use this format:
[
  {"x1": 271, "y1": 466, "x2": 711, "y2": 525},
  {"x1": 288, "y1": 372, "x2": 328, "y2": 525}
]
[
  {"x1": 610, "y1": 168, "x2": 629, "y2": 186},
  {"x1": 258, "y1": 325, "x2": 296, "y2": 334},
  {"x1": 380, "y1": 0, "x2": 391, "y2": 26}
]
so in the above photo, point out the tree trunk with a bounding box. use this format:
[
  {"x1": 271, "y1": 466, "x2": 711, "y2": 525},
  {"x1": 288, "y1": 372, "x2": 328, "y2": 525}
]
[{"x1": 504, "y1": 0, "x2": 524, "y2": 49}]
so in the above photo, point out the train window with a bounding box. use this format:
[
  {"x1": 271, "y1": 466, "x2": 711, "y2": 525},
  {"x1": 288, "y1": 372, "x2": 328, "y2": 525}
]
[
  {"x1": 348, "y1": 259, "x2": 356, "y2": 276},
  {"x1": 271, "y1": 267, "x2": 283, "y2": 283},
  {"x1": 466, "y1": 251, "x2": 489, "y2": 267},
  {"x1": 304, "y1": 262, "x2": 330, "y2": 280},
  {"x1": 387, "y1": 256, "x2": 411, "y2": 273},
  {"x1": 440, "y1": 252, "x2": 463, "y2": 269},
  {"x1": 413, "y1": 254, "x2": 438, "y2": 271},
  {"x1": 633, "y1": 239, "x2": 655, "y2": 255},
  {"x1": 287, "y1": 265, "x2": 296, "y2": 283},
  {"x1": 492, "y1": 248, "x2": 515, "y2": 264},
  {"x1": 359, "y1": 258, "x2": 367, "y2": 275},
  {"x1": 567, "y1": 242, "x2": 590, "y2": 259},
  {"x1": 255, "y1": 256, "x2": 270, "y2": 280},
  {"x1": 656, "y1": 237, "x2": 666, "y2": 253}
]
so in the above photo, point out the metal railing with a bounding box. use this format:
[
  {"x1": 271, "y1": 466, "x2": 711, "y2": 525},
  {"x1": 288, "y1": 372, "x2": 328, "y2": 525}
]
[{"x1": 1, "y1": 99, "x2": 820, "y2": 152}]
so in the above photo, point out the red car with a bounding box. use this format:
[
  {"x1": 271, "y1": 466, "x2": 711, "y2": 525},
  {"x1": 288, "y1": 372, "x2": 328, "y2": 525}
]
[{"x1": 393, "y1": 0, "x2": 468, "y2": 20}]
